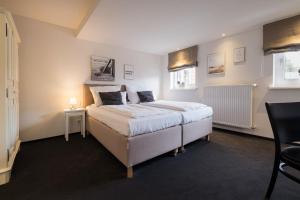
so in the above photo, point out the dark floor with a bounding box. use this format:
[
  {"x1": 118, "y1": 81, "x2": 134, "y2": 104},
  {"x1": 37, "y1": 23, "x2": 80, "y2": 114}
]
[{"x1": 0, "y1": 130, "x2": 299, "y2": 200}]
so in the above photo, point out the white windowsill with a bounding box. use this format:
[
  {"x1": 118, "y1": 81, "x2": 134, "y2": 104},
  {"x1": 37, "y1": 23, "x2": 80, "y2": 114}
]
[
  {"x1": 269, "y1": 86, "x2": 300, "y2": 90},
  {"x1": 170, "y1": 87, "x2": 198, "y2": 91}
]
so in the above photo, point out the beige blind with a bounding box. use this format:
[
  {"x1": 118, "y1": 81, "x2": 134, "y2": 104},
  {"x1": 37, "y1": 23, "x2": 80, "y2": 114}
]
[
  {"x1": 168, "y1": 45, "x2": 198, "y2": 72},
  {"x1": 263, "y1": 14, "x2": 300, "y2": 55}
]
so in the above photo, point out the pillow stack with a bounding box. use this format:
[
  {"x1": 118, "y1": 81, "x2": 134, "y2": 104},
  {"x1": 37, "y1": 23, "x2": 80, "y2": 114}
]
[
  {"x1": 126, "y1": 85, "x2": 140, "y2": 104},
  {"x1": 89, "y1": 86, "x2": 126, "y2": 106},
  {"x1": 89, "y1": 85, "x2": 156, "y2": 106},
  {"x1": 137, "y1": 91, "x2": 154, "y2": 102}
]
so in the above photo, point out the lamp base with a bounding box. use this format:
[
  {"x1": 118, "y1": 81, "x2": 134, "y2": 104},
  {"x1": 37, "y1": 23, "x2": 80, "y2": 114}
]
[{"x1": 70, "y1": 105, "x2": 76, "y2": 110}]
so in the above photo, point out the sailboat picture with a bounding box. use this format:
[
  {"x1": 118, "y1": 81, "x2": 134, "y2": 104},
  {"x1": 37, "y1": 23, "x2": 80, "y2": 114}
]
[{"x1": 91, "y1": 56, "x2": 115, "y2": 81}]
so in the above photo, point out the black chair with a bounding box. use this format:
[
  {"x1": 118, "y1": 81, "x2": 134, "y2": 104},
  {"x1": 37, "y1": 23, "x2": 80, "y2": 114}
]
[{"x1": 265, "y1": 102, "x2": 300, "y2": 199}]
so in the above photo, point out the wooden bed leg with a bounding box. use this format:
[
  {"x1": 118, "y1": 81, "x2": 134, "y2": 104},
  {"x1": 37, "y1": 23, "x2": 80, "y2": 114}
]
[
  {"x1": 173, "y1": 148, "x2": 179, "y2": 156},
  {"x1": 206, "y1": 134, "x2": 210, "y2": 142},
  {"x1": 180, "y1": 146, "x2": 186, "y2": 153},
  {"x1": 127, "y1": 167, "x2": 133, "y2": 178}
]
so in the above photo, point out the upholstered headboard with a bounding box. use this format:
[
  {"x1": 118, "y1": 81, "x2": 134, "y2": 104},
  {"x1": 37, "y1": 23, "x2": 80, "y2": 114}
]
[{"x1": 83, "y1": 84, "x2": 126, "y2": 107}]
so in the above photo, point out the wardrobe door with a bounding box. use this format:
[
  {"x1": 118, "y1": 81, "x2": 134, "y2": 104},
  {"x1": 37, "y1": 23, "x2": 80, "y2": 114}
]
[
  {"x1": 11, "y1": 29, "x2": 19, "y2": 152},
  {"x1": 0, "y1": 10, "x2": 20, "y2": 185},
  {"x1": 5, "y1": 19, "x2": 17, "y2": 157},
  {"x1": 0, "y1": 14, "x2": 7, "y2": 170},
  {"x1": 12, "y1": 33, "x2": 19, "y2": 145}
]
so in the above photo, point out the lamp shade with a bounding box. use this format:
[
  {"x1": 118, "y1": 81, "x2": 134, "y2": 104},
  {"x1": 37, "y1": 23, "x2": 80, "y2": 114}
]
[{"x1": 69, "y1": 97, "x2": 77, "y2": 109}]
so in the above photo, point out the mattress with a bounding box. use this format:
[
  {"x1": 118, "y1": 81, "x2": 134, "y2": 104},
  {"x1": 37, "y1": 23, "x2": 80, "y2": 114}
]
[
  {"x1": 181, "y1": 107, "x2": 213, "y2": 124},
  {"x1": 142, "y1": 100, "x2": 213, "y2": 124},
  {"x1": 86, "y1": 104, "x2": 182, "y2": 137}
]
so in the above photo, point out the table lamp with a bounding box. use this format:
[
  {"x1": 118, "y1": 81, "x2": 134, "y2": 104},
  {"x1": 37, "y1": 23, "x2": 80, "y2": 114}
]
[{"x1": 69, "y1": 97, "x2": 78, "y2": 110}]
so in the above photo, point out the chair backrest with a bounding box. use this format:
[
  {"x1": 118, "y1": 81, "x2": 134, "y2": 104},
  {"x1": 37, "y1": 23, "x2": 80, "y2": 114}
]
[{"x1": 266, "y1": 102, "x2": 300, "y2": 144}]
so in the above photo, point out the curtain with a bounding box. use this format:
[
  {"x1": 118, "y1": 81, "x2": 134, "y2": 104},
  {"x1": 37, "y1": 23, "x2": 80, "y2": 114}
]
[
  {"x1": 263, "y1": 14, "x2": 300, "y2": 55},
  {"x1": 168, "y1": 45, "x2": 198, "y2": 72}
]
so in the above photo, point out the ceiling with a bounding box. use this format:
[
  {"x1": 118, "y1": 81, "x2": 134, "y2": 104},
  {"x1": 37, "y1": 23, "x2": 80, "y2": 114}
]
[
  {"x1": 1, "y1": 0, "x2": 300, "y2": 55},
  {"x1": 77, "y1": 0, "x2": 300, "y2": 55},
  {"x1": 0, "y1": 0, "x2": 98, "y2": 29}
]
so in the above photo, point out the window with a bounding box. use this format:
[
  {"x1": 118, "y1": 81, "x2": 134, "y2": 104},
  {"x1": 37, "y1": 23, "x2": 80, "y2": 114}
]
[
  {"x1": 273, "y1": 51, "x2": 300, "y2": 87},
  {"x1": 170, "y1": 67, "x2": 196, "y2": 90}
]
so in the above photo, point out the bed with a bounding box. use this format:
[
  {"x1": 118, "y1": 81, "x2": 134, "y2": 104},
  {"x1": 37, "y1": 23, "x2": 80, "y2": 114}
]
[
  {"x1": 142, "y1": 100, "x2": 213, "y2": 151},
  {"x1": 83, "y1": 84, "x2": 182, "y2": 178}
]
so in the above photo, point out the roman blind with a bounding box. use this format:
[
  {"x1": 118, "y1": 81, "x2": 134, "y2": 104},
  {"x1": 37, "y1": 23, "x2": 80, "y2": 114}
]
[
  {"x1": 168, "y1": 45, "x2": 198, "y2": 72},
  {"x1": 263, "y1": 14, "x2": 300, "y2": 55}
]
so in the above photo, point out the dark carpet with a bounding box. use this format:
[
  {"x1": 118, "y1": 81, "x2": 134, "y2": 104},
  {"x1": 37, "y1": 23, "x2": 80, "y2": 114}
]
[{"x1": 0, "y1": 130, "x2": 299, "y2": 200}]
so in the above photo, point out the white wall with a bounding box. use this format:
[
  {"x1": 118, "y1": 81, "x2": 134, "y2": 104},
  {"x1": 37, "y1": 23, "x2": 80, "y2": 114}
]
[
  {"x1": 15, "y1": 13, "x2": 300, "y2": 140},
  {"x1": 161, "y1": 28, "x2": 300, "y2": 138},
  {"x1": 14, "y1": 15, "x2": 162, "y2": 142}
]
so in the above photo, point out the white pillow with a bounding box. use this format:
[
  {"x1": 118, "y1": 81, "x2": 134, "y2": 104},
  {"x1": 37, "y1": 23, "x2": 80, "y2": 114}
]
[
  {"x1": 90, "y1": 86, "x2": 121, "y2": 106},
  {"x1": 126, "y1": 86, "x2": 140, "y2": 104},
  {"x1": 121, "y1": 91, "x2": 127, "y2": 105}
]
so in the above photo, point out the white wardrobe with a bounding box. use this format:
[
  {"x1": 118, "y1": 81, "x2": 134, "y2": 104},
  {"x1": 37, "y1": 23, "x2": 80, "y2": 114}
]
[{"x1": 0, "y1": 8, "x2": 21, "y2": 185}]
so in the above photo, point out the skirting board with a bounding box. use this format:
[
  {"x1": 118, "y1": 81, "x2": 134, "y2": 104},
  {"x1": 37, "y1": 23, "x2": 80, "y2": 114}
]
[
  {"x1": 213, "y1": 124, "x2": 272, "y2": 139},
  {"x1": 0, "y1": 139, "x2": 21, "y2": 185},
  {"x1": 213, "y1": 123, "x2": 256, "y2": 135}
]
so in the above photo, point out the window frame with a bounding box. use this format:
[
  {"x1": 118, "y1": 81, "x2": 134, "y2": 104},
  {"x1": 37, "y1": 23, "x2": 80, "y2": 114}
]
[
  {"x1": 272, "y1": 51, "x2": 300, "y2": 89},
  {"x1": 169, "y1": 67, "x2": 198, "y2": 90}
]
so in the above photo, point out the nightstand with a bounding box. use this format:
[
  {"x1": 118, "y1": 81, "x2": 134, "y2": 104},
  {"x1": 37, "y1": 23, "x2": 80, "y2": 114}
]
[{"x1": 64, "y1": 108, "x2": 85, "y2": 141}]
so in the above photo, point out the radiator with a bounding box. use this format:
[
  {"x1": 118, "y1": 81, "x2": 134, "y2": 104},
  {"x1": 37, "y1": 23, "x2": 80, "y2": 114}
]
[{"x1": 203, "y1": 85, "x2": 255, "y2": 129}]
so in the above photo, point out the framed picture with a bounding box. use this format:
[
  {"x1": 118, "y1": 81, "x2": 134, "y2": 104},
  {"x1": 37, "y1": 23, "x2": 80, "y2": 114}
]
[
  {"x1": 124, "y1": 64, "x2": 134, "y2": 80},
  {"x1": 233, "y1": 47, "x2": 245, "y2": 63},
  {"x1": 207, "y1": 53, "x2": 225, "y2": 75},
  {"x1": 91, "y1": 56, "x2": 115, "y2": 81}
]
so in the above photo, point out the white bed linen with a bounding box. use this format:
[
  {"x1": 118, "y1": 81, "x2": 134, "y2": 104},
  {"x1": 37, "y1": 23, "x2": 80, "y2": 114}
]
[
  {"x1": 102, "y1": 104, "x2": 172, "y2": 118},
  {"x1": 143, "y1": 100, "x2": 207, "y2": 111},
  {"x1": 180, "y1": 107, "x2": 213, "y2": 124},
  {"x1": 86, "y1": 104, "x2": 182, "y2": 137},
  {"x1": 142, "y1": 100, "x2": 213, "y2": 124}
]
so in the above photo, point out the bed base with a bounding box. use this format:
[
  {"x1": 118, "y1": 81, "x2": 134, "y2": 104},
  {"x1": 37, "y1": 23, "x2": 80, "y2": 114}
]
[
  {"x1": 86, "y1": 116, "x2": 181, "y2": 178},
  {"x1": 181, "y1": 117, "x2": 212, "y2": 150}
]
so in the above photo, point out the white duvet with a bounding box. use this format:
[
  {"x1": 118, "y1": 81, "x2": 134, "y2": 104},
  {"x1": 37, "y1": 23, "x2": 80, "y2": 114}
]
[
  {"x1": 86, "y1": 104, "x2": 182, "y2": 137},
  {"x1": 142, "y1": 100, "x2": 207, "y2": 111},
  {"x1": 101, "y1": 104, "x2": 172, "y2": 118},
  {"x1": 142, "y1": 100, "x2": 213, "y2": 124}
]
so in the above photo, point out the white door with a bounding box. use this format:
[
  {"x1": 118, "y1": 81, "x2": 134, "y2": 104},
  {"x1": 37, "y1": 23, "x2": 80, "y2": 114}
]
[
  {"x1": 12, "y1": 27, "x2": 19, "y2": 150},
  {"x1": 0, "y1": 14, "x2": 7, "y2": 169},
  {"x1": 13, "y1": 33, "x2": 19, "y2": 146},
  {"x1": 5, "y1": 19, "x2": 18, "y2": 158}
]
